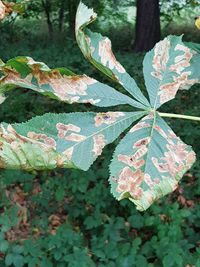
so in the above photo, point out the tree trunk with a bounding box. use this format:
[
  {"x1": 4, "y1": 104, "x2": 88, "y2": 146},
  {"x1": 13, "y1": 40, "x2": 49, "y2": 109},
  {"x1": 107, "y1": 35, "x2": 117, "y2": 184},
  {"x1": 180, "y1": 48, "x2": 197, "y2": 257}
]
[
  {"x1": 134, "y1": 0, "x2": 161, "y2": 52},
  {"x1": 59, "y1": 0, "x2": 65, "y2": 32},
  {"x1": 67, "y1": 0, "x2": 78, "y2": 38},
  {"x1": 42, "y1": 0, "x2": 53, "y2": 39}
]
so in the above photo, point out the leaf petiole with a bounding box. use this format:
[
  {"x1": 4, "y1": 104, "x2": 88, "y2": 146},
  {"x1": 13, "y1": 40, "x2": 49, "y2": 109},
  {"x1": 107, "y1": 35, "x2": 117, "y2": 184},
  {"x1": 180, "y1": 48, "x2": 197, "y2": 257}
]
[{"x1": 158, "y1": 112, "x2": 200, "y2": 122}]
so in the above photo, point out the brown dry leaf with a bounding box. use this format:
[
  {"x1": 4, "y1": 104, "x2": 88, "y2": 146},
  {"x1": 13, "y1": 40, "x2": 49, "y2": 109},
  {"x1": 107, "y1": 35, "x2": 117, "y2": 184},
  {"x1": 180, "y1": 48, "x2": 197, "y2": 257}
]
[
  {"x1": 159, "y1": 214, "x2": 171, "y2": 223},
  {"x1": 4, "y1": 181, "x2": 69, "y2": 242},
  {"x1": 177, "y1": 191, "x2": 195, "y2": 208},
  {"x1": 0, "y1": 1, "x2": 15, "y2": 20},
  {"x1": 48, "y1": 213, "x2": 67, "y2": 235}
]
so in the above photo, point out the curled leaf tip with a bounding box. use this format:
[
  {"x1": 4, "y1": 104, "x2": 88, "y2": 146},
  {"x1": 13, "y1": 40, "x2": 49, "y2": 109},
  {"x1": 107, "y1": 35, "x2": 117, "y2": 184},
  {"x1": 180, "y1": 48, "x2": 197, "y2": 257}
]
[{"x1": 76, "y1": 2, "x2": 97, "y2": 31}]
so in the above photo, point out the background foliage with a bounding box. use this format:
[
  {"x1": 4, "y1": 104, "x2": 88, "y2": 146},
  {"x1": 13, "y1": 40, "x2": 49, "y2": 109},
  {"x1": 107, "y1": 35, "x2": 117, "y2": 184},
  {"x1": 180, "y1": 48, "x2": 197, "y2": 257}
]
[{"x1": 0, "y1": 0, "x2": 200, "y2": 266}]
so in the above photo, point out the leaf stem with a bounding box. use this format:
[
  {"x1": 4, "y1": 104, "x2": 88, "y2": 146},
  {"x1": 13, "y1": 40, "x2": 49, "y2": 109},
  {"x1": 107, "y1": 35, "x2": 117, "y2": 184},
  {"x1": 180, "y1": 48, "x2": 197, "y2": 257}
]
[{"x1": 158, "y1": 112, "x2": 200, "y2": 122}]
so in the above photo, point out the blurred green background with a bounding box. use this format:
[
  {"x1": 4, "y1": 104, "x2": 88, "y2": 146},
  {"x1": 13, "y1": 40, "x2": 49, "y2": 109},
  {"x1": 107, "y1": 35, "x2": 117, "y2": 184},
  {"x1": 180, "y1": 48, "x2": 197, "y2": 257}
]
[{"x1": 0, "y1": 0, "x2": 200, "y2": 266}]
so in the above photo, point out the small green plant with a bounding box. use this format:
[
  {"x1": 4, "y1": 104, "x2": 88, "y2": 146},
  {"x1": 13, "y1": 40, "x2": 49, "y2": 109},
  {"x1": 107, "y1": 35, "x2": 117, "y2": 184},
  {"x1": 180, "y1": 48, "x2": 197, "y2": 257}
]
[{"x1": 0, "y1": 2, "x2": 200, "y2": 211}]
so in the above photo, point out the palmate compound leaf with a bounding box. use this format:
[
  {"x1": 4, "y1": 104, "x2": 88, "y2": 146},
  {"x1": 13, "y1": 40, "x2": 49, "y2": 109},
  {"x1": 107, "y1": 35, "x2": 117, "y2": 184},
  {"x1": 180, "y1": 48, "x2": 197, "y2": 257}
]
[
  {"x1": 109, "y1": 112, "x2": 196, "y2": 211},
  {"x1": 0, "y1": 111, "x2": 146, "y2": 171},
  {"x1": 0, "y1": 56, "x2": 145, "y2": 109},
  {"x1": 143, "y1": 35, "x2": 200, "y2": 109},
  {"x1": 75, "y1": 2, "x2": 150, "y2": 108},
  {"x1": 0, "y1": 5, "x2": 199, "y2": 212}
]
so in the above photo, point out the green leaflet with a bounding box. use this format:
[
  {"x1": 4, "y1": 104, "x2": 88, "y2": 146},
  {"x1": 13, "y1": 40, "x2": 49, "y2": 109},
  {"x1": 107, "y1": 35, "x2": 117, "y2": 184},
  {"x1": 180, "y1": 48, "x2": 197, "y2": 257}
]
[
  {"x1": 0, "y1": 56, "x2": 145, "y2": 109},
  {"x1": 143, "y1": 35, "x2": 200, "y2": 109},
  {"x1": 185, "y1": 41, "x2": 200, "y2": 53},
  {"x1": 109, "y1": 113, "x2": 196, "y2": 211},
  {"x1": 0, "y1": 111, "x2": 145, "y2": 171},
  {"x1": 75, "y1": 2, "x2": 150, "y2": 108}
]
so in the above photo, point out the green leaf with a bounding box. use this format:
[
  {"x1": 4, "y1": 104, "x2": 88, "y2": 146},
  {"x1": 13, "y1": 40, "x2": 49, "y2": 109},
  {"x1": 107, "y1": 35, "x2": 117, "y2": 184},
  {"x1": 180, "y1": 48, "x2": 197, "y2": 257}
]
[
  {"x1": 0, "y1": 240, "x2": 9, "y2": 252},
  {"x1": 55, "y1": 187, "x2": 65, "y2": 201},
  {"x1": 40, "y1": 258, "x2": 53, "y2": 267},
  {"x1": 5, "y1": 253, "x2": 13, "y2": 266},
  {"x1": 27, "y1": 258, "x2": 40, "y2": 267},
  {"x1": 143, "y1": 35, "x2": 200, "y2": 109},
  {"x1": 13, "y1": 255, "x2": 24, "y2": 267},
  {"x1": 184, "y1": 41, "x2": 200, "y2": 53},
  {"x1": 0, "y1": 233, "x2": 4, "y2": 240},
  {"x1": 109, "y1": 113, "x2": 196, "y2": 211},
  {"x1": 128, "y1": 214, "x2": 144, "y2": 229},
  {"x1": 0, "y1": 111, "x2": 145, "y2": 171},
  {"x1": 0, "y1": 56, "x2": 144, "y2": 109},
  {"x1": 163, "y1": 254, "x2": 175, "y2": 267},
  {"x1": 53, "y1": 251, "x2": 62, "y2": 261},
  {"x1": 75, "y1": 2, "x2": 150, "y2": 107},
  {"x1": 12, "y1": 245, "x2": 24, "y2": 254}
]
